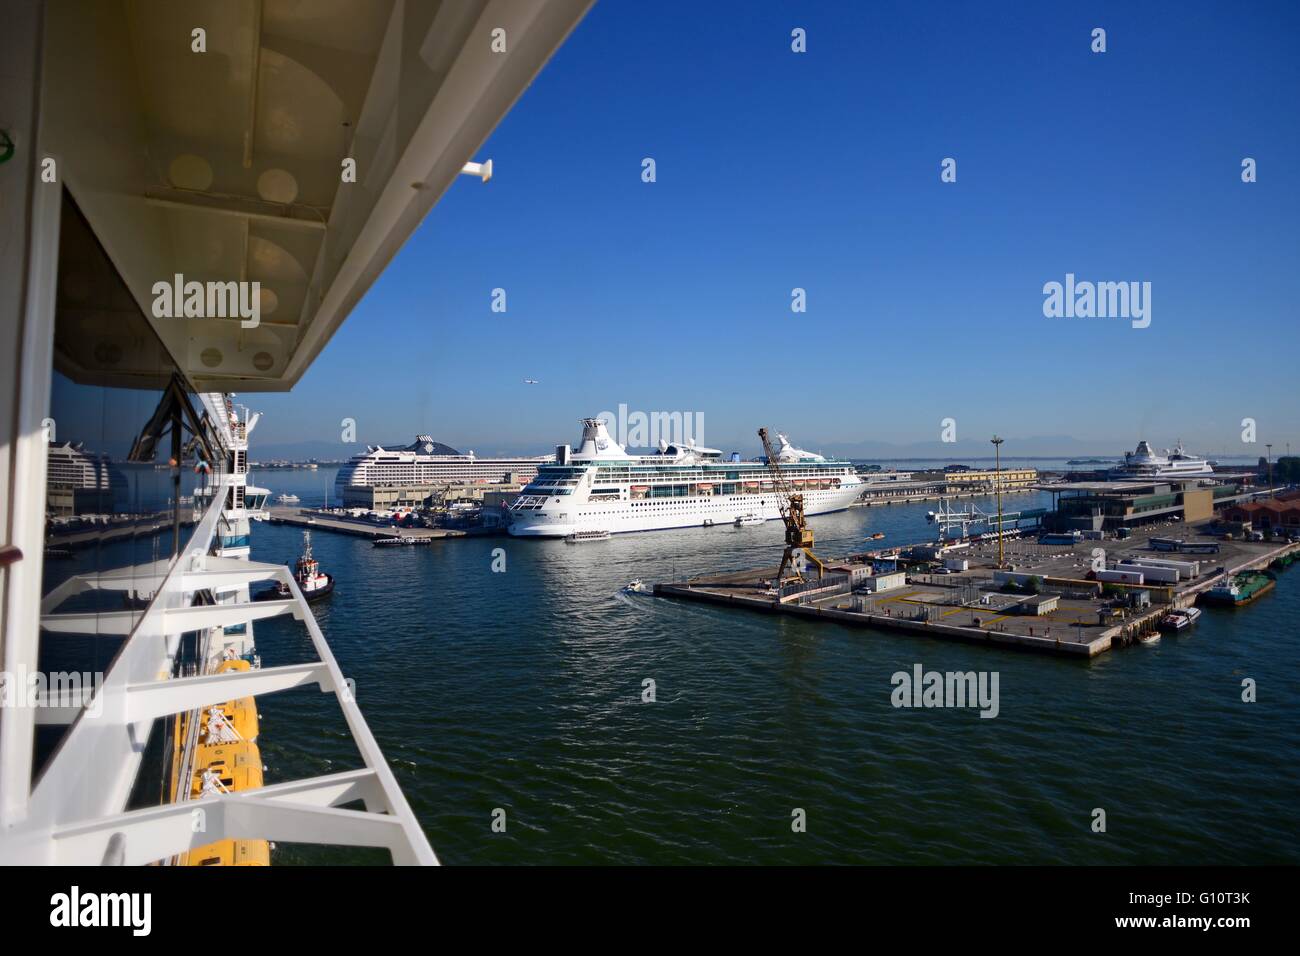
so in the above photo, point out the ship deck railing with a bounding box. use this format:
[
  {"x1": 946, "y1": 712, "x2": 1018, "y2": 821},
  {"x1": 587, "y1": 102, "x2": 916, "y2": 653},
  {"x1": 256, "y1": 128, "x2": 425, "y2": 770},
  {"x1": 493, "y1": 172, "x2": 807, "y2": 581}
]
[{"x1": 4, "y1": 488, "x2": 436, "y2": 865}]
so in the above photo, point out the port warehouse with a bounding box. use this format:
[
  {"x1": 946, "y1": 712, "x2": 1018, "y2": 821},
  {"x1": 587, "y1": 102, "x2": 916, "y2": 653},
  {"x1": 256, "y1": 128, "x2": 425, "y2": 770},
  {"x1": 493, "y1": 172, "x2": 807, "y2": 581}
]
[{"x1": 1221, "y1": 496, "x2": 1300, "y2": 533}]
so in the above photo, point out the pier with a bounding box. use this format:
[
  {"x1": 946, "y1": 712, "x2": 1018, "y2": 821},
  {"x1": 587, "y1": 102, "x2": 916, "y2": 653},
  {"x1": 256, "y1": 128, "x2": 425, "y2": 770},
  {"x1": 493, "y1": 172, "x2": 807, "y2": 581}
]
[
  {"x1": 264, "y1": 506, "x2": 499, "y2": 541},
  {"x1": 654, "y1": 523, "x2": 1299, "y2": 659}
]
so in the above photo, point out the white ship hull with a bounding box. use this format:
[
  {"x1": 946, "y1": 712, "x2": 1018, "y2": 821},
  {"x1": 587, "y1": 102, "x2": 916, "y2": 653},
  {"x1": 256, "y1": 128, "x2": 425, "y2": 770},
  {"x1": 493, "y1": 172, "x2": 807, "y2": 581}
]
[
  {"x1": 509, "y1": 482, "x2": 862, "y2": 537},
  {"x1": 1110, "y1": 440, "x2": 1213, "y2": 479},
  {"x1": 1112, "y1": 463, "x2": 1215, "y2": 479}
]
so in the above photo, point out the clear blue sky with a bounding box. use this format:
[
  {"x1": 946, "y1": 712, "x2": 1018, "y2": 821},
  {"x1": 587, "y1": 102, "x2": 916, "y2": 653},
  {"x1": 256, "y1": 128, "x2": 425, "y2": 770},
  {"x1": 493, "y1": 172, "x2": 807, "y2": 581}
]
[{"x1": 249, "y1": 0, "x2": 1299, "y2": 458}]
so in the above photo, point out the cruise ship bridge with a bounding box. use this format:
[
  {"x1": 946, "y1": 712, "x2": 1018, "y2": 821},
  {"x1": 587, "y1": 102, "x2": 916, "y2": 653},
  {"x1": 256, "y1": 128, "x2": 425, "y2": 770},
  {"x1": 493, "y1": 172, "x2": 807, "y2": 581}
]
[{"x1": 0, "y1": 0, "x2": 593, "y2": 866}]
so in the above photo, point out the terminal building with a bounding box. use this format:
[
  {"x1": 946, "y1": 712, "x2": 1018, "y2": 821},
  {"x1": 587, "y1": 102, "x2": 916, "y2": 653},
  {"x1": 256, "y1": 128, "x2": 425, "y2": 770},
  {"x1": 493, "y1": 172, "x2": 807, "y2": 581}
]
[
  {"x1": 334, "y1": 436, "x2": 550, "y2": 509},
  {"x1": 942, "y1": 467, "x2": 1038, "y2": 490},
  {"x1": 1045, "y1": 478, "x2": 1248, "y2": 532},
  {"x1": 341, "y1": 479, "x2": 527, "y2": 511}
]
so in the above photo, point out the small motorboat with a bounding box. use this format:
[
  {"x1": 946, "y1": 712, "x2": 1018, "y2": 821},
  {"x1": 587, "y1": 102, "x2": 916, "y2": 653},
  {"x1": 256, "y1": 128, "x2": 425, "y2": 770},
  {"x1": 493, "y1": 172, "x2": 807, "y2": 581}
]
[
  {"x1": 622, "y1": 579, "x2": 652, "y2": 594},
  {"x1": 870, "y1": 532, "x2": 886, "y2": 540},
  {"x1": 1139, "y1": 632, "x2": 1161, "y2": 645},
  {"x1": 276, "y1": 493, "x2": 300, "y2": 504},
  {"x1": 1160, "y1": 606, "x2": 1201, "y2": 632},
  {"x1": 734, "y1": 513, "x2": 763, "y2": 527},
  {"x1": 255, "y1": 530, "x2": 333, "y2": 602}
]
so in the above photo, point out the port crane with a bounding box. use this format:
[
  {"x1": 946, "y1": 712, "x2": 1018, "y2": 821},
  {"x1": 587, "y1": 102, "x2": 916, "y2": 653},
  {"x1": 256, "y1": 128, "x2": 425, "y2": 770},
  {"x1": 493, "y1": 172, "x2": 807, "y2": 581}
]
[{"x1": 758, "y1": 427, "x2": 826, "y2": 586}]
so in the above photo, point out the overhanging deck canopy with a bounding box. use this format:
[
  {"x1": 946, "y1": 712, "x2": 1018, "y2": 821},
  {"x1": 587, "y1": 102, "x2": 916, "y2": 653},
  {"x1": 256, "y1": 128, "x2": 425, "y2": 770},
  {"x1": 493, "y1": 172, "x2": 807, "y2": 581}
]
[{"x1": 41, "y1": 0, "x2": 593, "y2": 391}]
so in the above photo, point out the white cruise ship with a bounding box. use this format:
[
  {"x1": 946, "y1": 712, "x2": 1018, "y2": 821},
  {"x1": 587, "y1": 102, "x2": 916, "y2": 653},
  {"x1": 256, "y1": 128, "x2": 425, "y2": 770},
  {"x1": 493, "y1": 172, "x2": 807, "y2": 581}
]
[
  {"x1": 1110, "y1": 440, "x2": 1214, "y2": 479},
  {"x1": 45, "y1": 440, "x2": 126, "y2": 515},
  {"x1": 508, "y1": 419, "x2": 864, "y2": 537},
  {"x1": 335, "y1": 435, "x2": 553, "y2": 492}
]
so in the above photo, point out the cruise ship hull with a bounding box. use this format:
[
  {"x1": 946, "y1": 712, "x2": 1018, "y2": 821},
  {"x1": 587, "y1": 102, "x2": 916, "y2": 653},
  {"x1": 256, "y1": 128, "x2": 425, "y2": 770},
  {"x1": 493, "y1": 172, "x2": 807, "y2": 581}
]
[{"x1": 509, "y1": 484, "x2": 862, "y2": 537}]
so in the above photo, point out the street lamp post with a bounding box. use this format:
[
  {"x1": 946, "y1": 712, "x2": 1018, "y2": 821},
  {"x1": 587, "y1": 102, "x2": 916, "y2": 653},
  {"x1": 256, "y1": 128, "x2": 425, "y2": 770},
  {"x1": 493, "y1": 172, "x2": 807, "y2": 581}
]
[{"x1": 991, "y1": 435, "x2": 1005, "y2": 569}]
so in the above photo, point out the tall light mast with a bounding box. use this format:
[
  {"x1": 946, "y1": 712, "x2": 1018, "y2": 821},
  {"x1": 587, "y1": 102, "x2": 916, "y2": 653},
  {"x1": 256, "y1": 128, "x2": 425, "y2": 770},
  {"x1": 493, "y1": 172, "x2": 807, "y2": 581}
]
[{"x1": 991, "y1": 435, "x2": 1005, "y2": 569}]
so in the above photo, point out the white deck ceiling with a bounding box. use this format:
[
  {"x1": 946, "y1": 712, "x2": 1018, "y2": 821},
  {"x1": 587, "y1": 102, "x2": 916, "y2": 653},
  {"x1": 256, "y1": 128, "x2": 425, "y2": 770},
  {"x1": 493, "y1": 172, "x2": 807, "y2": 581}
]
[{"x1": 41, "y1": 0, "x2": 592, "y2": 391}]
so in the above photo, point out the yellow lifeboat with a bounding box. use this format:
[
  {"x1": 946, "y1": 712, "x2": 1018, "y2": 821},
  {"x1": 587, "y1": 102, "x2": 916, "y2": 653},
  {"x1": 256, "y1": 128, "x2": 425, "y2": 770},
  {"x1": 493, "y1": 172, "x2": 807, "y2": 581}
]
[
  {"x1": 184, "y1": 839, "x2": 271, "y2": 867},
  {"x1": 175, "y1": 657, "x2": 271, "y2": 865},
  {"x1": 190, "y1": 741, "x2": 264, "y2": 797}
]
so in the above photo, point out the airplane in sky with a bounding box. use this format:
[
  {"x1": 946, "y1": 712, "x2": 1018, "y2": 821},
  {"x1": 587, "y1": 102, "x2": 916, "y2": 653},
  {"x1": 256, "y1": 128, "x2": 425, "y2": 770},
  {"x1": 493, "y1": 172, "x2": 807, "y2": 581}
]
[{"x1": 524, "y1": 378, "x2": 539, "y2": 384}]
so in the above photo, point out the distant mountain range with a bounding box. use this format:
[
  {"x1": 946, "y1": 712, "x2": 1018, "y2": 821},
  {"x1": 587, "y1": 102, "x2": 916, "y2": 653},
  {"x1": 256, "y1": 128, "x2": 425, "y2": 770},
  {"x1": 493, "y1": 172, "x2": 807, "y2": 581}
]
[
  {"x1": 248, "y1": 434, "x2": 1253, "y2": 463},
  {"x1": 811, "y1": 435, "x2": 1130, "y2": 459},
  {"x1": 249, "y1": 439, "x2": 366, "y2": 461}
]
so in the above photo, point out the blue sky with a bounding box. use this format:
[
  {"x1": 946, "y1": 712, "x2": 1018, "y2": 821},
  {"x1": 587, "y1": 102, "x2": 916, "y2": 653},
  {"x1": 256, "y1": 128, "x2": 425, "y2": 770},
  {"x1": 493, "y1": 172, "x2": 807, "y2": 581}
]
[{"x1": 249, "y1": 0, "x2": 1299, "y2": 458}]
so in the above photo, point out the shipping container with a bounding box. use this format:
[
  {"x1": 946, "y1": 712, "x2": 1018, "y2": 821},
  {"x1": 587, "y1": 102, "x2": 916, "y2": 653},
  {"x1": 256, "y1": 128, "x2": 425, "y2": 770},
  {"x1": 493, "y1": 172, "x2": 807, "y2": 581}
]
[
  {"x1": 1116, "y1": 562, "x2": 1179, "y2": 584},
  {"x1": 1125, "y1": 556, "x2": 1199, "y2": 577},
  {"x1": 1096, "y1": 568, "x2": 1145, "y2": 585}
]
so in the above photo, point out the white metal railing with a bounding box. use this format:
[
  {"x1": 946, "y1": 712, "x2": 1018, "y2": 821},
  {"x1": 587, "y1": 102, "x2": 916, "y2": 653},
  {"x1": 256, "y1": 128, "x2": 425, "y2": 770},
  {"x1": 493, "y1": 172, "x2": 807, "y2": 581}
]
[{"x1": 2, "y1": 491, "x2": 436, "y2": 865}]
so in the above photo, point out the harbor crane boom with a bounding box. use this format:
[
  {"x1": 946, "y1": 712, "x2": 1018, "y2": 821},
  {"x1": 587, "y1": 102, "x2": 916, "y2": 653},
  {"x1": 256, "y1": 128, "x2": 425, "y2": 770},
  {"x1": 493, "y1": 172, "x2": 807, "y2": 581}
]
[{"x1": 758, "y1": 427, "x2": 826, "y2": 587}]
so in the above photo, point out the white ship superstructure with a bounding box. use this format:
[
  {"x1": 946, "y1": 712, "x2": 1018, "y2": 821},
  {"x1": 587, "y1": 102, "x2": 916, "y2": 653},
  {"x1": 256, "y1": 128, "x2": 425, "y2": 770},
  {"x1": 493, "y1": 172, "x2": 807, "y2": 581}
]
[
  {"x1": 193, "y1": 401, "x2": 271, "y2": 559},
  {"x1": 45, "y1": 441, "x2": 120, "y2": 492},
  {"x1": 1111, "y1": 440, "x2": 1214, "y2": 479},
  {"x1": 335, "y1": 436, "x2": 552, "y2": 491},
  {"x1": 44, "y1": 441, "x2": 126, "y2": 515},
  {"x1": 509, "y1": 419, "x2": 864, "y2": 537}
]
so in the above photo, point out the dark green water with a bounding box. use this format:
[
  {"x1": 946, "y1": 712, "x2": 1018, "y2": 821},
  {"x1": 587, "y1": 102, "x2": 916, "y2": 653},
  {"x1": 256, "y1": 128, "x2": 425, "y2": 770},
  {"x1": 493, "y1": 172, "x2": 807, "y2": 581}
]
[{"x1": 249, "y1": 486, "x2": 1299, "y2": 865}]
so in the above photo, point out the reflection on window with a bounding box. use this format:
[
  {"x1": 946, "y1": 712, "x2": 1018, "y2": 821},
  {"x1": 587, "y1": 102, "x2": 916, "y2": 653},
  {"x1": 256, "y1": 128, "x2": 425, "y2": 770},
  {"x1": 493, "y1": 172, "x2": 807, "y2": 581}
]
[{"x1": 34, "y1": 192, "x2": 221, "y2": 782}]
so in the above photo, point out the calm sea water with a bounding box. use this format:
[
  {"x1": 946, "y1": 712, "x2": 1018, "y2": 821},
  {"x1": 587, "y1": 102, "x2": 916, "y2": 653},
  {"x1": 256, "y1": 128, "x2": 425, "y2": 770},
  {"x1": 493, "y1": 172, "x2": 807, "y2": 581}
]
[{"x1": 248, "y1": 468, "x2": 1299, "y2": 865}]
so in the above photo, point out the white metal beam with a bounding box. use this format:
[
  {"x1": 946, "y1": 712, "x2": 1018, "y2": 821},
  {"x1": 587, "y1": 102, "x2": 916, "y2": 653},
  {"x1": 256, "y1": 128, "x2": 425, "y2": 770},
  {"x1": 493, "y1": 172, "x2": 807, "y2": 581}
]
[
  {"x1": 39, "y1": 598, "x2": 297, "y2": 636},
  {"x1": 48, "y1": 781, "x2": 432, "y2": 866},
  {"x1": 124, "y1": 661, "x2": 332, "y2": 723}
]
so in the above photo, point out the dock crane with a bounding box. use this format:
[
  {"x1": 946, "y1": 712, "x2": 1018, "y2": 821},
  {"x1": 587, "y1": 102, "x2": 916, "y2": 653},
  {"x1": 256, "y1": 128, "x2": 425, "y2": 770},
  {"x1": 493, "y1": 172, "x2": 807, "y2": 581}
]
[{"x1": 758, "y1": 427, "x2": 827, "y2": 587}]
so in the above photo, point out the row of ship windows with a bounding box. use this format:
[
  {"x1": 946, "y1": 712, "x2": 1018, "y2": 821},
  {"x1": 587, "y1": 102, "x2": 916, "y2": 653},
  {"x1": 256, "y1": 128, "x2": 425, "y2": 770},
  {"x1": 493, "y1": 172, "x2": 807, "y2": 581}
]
[
  {"x1": 576, "y1": 501, "x2": 772, "y2": 516},
  {"x1": 573, "y1": 491, "x2": 828, "y2": 505},
  {"x1": 522, "y1": 494, "x2": 826, "y2": 515},
  {"x1": 579, "y1": 498, "x2": 775, "y2": 513}
]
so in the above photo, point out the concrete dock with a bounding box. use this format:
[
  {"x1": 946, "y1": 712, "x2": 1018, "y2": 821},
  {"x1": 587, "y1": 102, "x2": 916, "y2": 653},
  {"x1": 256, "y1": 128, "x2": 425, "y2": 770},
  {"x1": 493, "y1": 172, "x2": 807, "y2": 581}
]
[
  {"x1": 654, "y1": 522, "x2": 1298, "y2": 659},
  {"x1": 265, "y1": 506, "x2": 499, "y2": 541}
]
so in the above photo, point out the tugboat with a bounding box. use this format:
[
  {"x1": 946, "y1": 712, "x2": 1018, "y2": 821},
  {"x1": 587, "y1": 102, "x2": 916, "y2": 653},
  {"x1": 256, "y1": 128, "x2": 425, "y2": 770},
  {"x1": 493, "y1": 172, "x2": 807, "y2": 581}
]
[
  {"x1": 1204, "y1": 570, "x2": 1275, "y2": 607},
  {"x1": 256, "y1": 530, "x2": 334, "y2": 602}
]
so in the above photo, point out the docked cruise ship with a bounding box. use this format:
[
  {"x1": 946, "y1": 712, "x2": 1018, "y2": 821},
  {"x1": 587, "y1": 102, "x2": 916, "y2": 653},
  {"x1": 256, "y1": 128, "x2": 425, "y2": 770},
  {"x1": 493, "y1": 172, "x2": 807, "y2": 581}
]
[
  {"x1": 508, "y1": 419, "x2": 864, "y2": 537},
  {"x1": 335, "y1": 436, "x2": 552, "y2": 492},
  {"x1": 1110, "y1": 440, "x2": 1215, "y2": 479}
]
